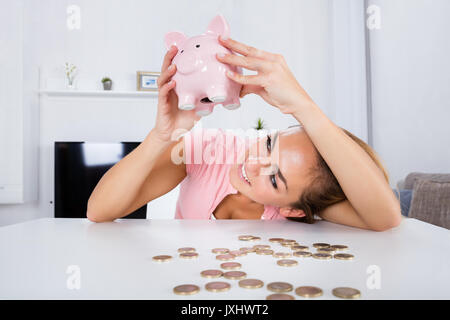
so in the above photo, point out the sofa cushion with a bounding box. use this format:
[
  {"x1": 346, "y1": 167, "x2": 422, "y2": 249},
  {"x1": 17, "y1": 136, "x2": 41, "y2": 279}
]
[
  {"x1": 404, "y1": 172, "x2": 450, "y2": 189},
  {"x1": 408, "y1": 180, "x2": 450, "y2": 229}
]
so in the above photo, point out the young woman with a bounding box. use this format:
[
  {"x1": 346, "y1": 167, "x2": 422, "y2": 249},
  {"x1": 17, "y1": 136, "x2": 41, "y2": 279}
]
[{"x1": 87, "y1": 36, "x2": 402, "y2": 231}]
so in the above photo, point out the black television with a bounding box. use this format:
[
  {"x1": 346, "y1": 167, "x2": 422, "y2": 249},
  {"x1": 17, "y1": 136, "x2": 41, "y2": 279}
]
[{"x1": 54, "y1": 141, "x2": 147, "y2": 219}]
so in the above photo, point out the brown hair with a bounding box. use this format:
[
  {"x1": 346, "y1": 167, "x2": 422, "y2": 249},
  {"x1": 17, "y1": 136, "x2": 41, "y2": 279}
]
[{"x1": 287, "y1": 127, "x2": 389, "y2": 224}]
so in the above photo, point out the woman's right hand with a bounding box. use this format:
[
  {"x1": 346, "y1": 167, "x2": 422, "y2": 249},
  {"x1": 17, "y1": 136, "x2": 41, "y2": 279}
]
[{"x1": 153, "y1": 46, "x2": 201, "y2": 143}]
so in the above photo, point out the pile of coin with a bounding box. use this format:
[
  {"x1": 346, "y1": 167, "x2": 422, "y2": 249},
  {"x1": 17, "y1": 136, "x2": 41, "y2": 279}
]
[{"x1": 153, "y1": 235, "x2": 360, "y2": 299}]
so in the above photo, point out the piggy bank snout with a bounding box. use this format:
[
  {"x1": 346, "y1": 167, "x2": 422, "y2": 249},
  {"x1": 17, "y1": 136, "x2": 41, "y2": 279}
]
[{"x1": 173, "y1": 52, "x2": 201, "y2": 74}]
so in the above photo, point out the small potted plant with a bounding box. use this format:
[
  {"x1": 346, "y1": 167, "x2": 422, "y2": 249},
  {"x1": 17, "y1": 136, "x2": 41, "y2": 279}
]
[
  {"x1": 254, "y1": 117, "x2": 266, "y2": 130},
  {"x1": 64, "y1": 62, "x2": 77, "y2": 90},
  {"x1": 101, "y1": 77, "x2": 113, "y2": 90}
]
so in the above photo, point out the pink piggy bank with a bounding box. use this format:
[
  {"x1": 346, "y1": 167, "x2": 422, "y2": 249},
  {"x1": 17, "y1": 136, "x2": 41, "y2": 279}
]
[{"x1": 164, "y1": 14, "x2": 243, "y2": 116}]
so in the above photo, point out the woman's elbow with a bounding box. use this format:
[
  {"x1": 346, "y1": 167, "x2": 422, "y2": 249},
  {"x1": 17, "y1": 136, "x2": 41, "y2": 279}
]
[{"x1": 371, "y1": 209, "x2": 403, "y2": 232}]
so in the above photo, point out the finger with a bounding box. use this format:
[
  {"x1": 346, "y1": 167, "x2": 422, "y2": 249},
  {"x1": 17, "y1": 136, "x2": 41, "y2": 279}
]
[
  {"x1": 239, "y1": 84, "x2": 262, "y2": 98},
  {"x1": 226, "y1": 70, "x2": 265, "y2": 86},
  {"x1": 161, "y1": 46, "x2": 178, "y2": 72},
  {"x1": 158, "y1": 79, "x2": 176, "y2": 101},
  {"x1": 216, "y1": 53, "x2": 271, "y2": 73},
  {"x1": 157, "y1": 64, "x2": 177, "y2": 88},
  {"x1": 218, "y1": 36, "x2": 277, "y2": 61}
]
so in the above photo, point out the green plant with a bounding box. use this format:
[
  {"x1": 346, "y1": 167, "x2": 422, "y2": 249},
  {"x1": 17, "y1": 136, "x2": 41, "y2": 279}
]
[
  {"x1": 101, "y1": 77, "x2": 112, "y2": 83},
  {"x1": 254, "y1": 117, "x2": 265, "y2": 130}
]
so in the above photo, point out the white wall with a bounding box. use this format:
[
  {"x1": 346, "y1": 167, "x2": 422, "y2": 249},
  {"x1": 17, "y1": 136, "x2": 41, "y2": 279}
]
[
  {"x1": 2, "y1": 0, "x2": 352, "y2": 226},
  {"x1": 368, "y1": 0, "x2": 450, "y2": 185}
]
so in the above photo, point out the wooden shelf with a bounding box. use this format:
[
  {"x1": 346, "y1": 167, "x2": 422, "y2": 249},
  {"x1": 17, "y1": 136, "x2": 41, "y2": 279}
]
[{"x1": 39, "y1": 90, "x2": 158, "y2": 98}]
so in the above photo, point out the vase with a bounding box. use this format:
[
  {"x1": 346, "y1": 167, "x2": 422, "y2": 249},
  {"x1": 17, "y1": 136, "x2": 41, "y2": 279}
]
[{"x1": 103, "y1": 81, "x2": 112, "y2": 90}]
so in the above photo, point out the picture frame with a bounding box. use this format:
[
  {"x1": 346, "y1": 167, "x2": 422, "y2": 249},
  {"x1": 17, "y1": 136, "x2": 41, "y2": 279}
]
[{"x1": 136, "y1": 71, "x2": 160, "y2": 91}]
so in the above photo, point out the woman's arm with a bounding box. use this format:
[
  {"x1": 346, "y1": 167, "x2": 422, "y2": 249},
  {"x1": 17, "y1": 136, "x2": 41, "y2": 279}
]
[
  {"x1": 292, "y1": 102, "x2": 402, "y2": 231},
  {"x1": 86, "y1": 131, "x2": 184, "y2": 222},
  {"x1": 87, "y1": 45, "x2": 200, "y2": 222},
  {"x1": 216, "y1": 36, "x2": 401, "y2": 231}
]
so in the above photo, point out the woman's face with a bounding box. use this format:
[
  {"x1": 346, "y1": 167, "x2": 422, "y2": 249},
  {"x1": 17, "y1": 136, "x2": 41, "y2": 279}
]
[{"x1": 229, "y1": 126, "x2": 317, "y2": 208}]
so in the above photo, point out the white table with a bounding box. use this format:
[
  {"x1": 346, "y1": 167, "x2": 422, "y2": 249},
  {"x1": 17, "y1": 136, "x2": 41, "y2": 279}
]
[{"x1": 0, "y1": 217, "x2": 449, "y2": 299}]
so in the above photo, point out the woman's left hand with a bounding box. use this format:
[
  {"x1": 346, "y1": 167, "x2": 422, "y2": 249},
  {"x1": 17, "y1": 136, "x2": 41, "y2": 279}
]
[{"x1": 216, "y1": 35, "x2": 315, "y2": 115}]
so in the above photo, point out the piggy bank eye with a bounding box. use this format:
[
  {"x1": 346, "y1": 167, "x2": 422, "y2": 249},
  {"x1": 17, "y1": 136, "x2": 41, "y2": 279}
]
[
  {"x1": 196, "y1": 44, "x2": 200, "y2": 48},
  {"x1": 180, "y1": 50, "x2": 184, "y2": 53}
]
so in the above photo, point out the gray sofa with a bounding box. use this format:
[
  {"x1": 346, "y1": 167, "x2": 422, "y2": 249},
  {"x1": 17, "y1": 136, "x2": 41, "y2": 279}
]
[{"x1": 395, "y1": 172, "x2": 450, "y2": 229}]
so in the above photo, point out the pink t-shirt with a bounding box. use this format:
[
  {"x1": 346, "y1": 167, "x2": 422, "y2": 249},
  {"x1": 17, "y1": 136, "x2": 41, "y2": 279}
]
[{"x1": 174, "y1": 128, "x2": 286, "y2": 220}]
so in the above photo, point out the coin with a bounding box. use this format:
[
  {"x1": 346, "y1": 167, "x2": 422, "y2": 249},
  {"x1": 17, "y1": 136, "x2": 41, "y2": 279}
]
[
  {"x1": 269, "y1": 238, "x2": 284, "y2": 243},
  {"x1": 281, "y1": 241, "x2": 297, "y2": 247},
  {"x1": 313, "y1": 243, "x2": 330, "y2": 248},
  {"x1": 295, "y1": 286, "x2": 323, "y2": 298},
  {"x1": 239, "y1": 247, "x2": 256, "y2": 253},
  {"x1": 238, "y1": 279, "x2": 264, "y2": 289},
  {"x1": 177, "y1": 247, "x2": 196, "y2": 253},
  {"x1": 220, "y1": 262, "x2": 241, "y2": 270},
  {"x1": 291, "y1": 245, "x2": 309, "y2": 251},
  {"x1": 238, "y1": 235, "x2": 254, "y2": 241},
  {"x1": 229, "y1": 250, "x2": 247, "y2": 257},
  {"x1": 173, "y1": 284, "x2": 200, "y2": 295},
  {"x1": 253, "y1": 245, "x2": 271, "y2": 250},
  {"x1": 273, "y1": 252, "x2": 292, "y2": 259},
  {"x1": 330, "y1": 245, "x2": 348, "y2": 251},
  {"x1": 312, "y1": 253, "x2": 332, "y2": 260},
  {"x1": 200, "y1": 269, "x2": 223, "y2": 278},
  {"x1": 267, "y1": 282, "x2": 293, "y2": 293},
  {"x1": 332, "y1": 287, "x2": 361, "y2": 299},
  {"x1": 334, "y1": 253, "x2": 354, "y2": 260},
  {"x1": 152, "y1": 255, "x2": 172, "y2": 262},
  {"x1": 256, "y1": 249, "x2": 274, "y2": 255},
  {"x1": 223, "y1": 271, "x2": 247, "y2": 280},
  {"x1": 293, "y1": 251, "x2": 312, "y2": 258},
  {"x1": 266, "y1": 293, "x2": 295, "y2": 300},
  {"x1": 216, "y1": 254, "x2": 236, "y2": 261},
  {"x1": 317, "y1": 247, "x2": 336, "y2": 254},
  {"x1": 249, "y1": 236, "x2": 261, "y2": 241},
  {"x1": 179, "y1": 252, "x2": 199, "y2": 259},
  {"x1": 277, "y1": 259, "x2": 298, "y2": 267},
  {"x1": 205, "y1": 281, "x2": 231, "y2": 292},
  {"x1": 212, "y1": 248, "x2": 229, "y2": 254},
  {"x1": 282, "y1": 239, "x2": 296, "y2": 243}
]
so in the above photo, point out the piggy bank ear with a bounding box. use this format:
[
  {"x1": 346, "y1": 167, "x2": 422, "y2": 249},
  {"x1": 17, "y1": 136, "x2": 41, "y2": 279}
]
[
  {"x1": 205, "y1": 14, "x2": 230, "y2": 38},
  {"x1": 164, "y1": 31, "x2": 187, "y2": 50}
]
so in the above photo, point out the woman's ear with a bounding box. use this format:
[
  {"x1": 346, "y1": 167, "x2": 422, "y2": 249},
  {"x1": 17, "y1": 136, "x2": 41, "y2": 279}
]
[{"x1": 279, "y1": 207, "x2": 305, "y2": 218}]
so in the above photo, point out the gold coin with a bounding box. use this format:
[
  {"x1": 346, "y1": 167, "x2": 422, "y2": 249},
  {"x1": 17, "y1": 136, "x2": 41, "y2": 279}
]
[
  {"x1": 239, "y1": 247, "x2": 256, "y2": 253},
  {"x1": 267, "y1": 282, "x2": 293, "y2": 293},
  {"x1": 200, "y1": 269, "x2": 223, "y2": 278},
  {"x1": 256, "y1": 249, "x2": 274, "y2": 255},
  {"x1": 273, "y1": 252, "x2": 292, "y2": 259},
  {"x1": 291, "y1": 245, "x2": 309, "y2": 251},
  {"x1": 281, "y1": 241, "x2": 298, "y2": 247},
  {"x1": 317, "y1": 247, "x2": 336, "y2": 254},
  {"x1": 334, "y1": 253, "x2": 354, "y2": 260},
  {"x1": 205, "y1": 281, "x2": 231, "y2": 292},
  {"x1": 238, "y1": 279, "x2": 264, "y2": 289},
  {"x1": 277, "y1": 259, "x2": 298, "y2": 267},
  {"x1": 229, "y1": 250, "x2": 247, "y2": 257},
  {"x1": 179, "y1": 252, "x2": 199, "y2": 259},
  {"x1": 173, "y1": 284, "x2": 200, "y2": 295},
  {"x1": 332, "y1": 287, "x2": 361, "y2": 299},
  {"x1": 212, "y1": 248, "x2": 229, "y2": 254},
  {"x1": 295, "y1": 286, "x2": 323, "y2": 298},
  {"x1": 238, "y1": 235, "x2": 254, "y2": 241},
  {"x1": 313, "y1": 243, "x2": 330, "y2": 249},
  {"x1": 223, "y1": 271, "x2": 247, "y2": 280},
  {"x1": 152, "y1": 255, "x2": 172, "y2": 262},
  {"x1": 312, "y1": 253, "x2": 332, "y2": 260},
  {"x1": 282, "y1": 239, "x2": 296, "y2": 243},
  {"x1": 177, "y1": 247, "x2": 196, "y2": 253},
  {"x1": 293, "y1": 251, "x2": 312, "y2": 258},
  {"x1": 220, "y1": 262, "x2": 242, "y2": 270},
  {"x1": 269, "y1": 238, "x2": 284, "y2": 243},
  {"x1": 266, "y1": 293, "x2": 295, "y2": 300},
  {"x1": 216, "y1": 254, "x2": 236, "y2": 261},
  {"x1": 249, "y1": 236, "x2": 261, "y2": 241},
  {"x1": 330, "y1": 245, "x2": 348, "y2": 251},
  {"x1": 253, "y1": 245, "x2": 271, "y2": 250}
]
